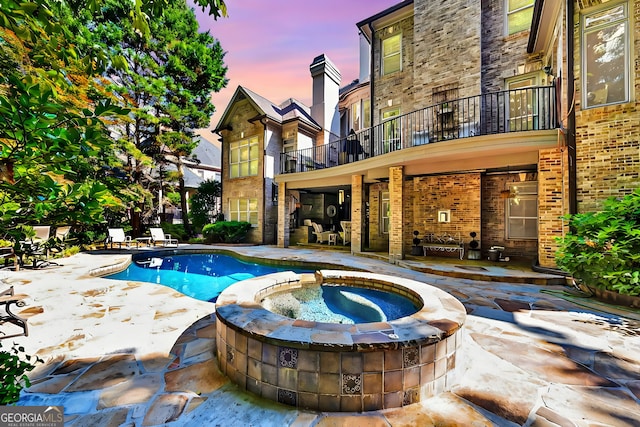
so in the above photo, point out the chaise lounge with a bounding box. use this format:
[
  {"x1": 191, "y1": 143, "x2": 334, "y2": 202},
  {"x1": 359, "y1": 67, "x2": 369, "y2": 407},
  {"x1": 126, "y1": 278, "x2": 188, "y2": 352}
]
[
  {"x1": 149, "y1": 227, "x2": 179, "y2": 247},
  {"x1": 0, "y1": 286, "x2": 28, "y2": 339},
  {"x1": 105, "y1": 228, "x2": 138, "y2": 249}
]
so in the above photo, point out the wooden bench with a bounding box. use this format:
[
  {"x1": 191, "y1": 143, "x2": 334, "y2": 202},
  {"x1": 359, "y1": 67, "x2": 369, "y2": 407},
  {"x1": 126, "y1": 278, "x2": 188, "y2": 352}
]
[{"x1": 422, "y1": 232, "x2": 465, "y2": 260}]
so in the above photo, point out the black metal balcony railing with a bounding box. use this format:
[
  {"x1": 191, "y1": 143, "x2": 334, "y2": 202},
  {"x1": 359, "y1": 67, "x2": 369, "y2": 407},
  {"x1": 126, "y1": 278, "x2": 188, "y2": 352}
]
[{"x1": 280, "y1": 86, "x2": 557, "y2": 174}]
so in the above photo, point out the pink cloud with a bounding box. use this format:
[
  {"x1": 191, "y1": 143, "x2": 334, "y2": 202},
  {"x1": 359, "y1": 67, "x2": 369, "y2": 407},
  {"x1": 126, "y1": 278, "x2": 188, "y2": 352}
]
[{"x1": 192, "y1": 0, "x2": 399, "y2": 129}]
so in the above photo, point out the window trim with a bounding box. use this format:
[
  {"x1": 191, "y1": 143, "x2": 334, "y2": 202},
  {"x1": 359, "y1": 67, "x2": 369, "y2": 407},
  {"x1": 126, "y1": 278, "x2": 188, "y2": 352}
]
[
  {"x1": 381, "y1": 33, "x2": 402, "y2": 76},
  {"x1": 228, "y1": 198, "x2": 258, "y2": 227},
  {"x1": 505, "y1": 0, "x2": 535, "y2": 35},
  {"x1": 380, "y1": 191, "x2": 390, "y2": 235},
  {"x1": 229, "y1": 136, "x2": 259, "y2": 178},
  {"x1": 505, "y1": 182, "x2": 538, "y2": 240},
  {"x1": 581, "y1": 1, "x2": 630, "y2": 109}
]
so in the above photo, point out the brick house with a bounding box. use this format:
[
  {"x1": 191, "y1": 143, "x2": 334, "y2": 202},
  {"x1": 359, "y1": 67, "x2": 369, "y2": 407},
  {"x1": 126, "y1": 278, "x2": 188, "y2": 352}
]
[{"x1": 217, "y1": 0, "x2": 639, "y2": 269}]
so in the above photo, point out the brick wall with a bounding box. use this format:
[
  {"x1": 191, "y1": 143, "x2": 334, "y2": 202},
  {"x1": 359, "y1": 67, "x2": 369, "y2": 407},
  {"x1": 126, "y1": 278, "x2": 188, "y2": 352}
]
[
  {"x1": 538, "y1": 148, "x2": 570, "y2": 268},
  {"x1": 572, "y1": 1, "x2": 640, "y2": 212},
  {"x1": 368, "y1": 182, "x2": 388, "y2": 251},
  {"x1": 389, "y1": 166, "x2": 404, "y2": 261},
  {"x1": 481, "y1": 175, "x2": 538, "y2": 260},
  {"x1": 411, "y1": 173, "x2": 482, "y2": 255}
]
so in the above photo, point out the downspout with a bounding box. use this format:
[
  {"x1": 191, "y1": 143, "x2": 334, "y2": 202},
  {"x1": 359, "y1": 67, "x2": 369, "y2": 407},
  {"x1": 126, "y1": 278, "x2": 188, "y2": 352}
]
[
  {"x1": 566, "y1": 0, "x2": 577, "y2": 214},
  {"x1": 368, "y1": 22, "x2": 375, "y2": 144},
  {"x1": 261, "y1": 118, "x2": 268, "y2": 245}
]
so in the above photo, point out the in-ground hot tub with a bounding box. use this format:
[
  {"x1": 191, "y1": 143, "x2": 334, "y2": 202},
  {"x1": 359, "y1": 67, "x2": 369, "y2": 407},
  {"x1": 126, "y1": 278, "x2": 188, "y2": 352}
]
[{"x1": 215, "y1": 270, "x2": 466, "y2": 412}]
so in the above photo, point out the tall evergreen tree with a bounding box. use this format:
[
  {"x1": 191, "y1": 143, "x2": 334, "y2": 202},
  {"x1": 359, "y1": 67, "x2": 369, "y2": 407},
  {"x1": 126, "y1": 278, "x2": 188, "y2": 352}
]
[{"x1": 76, "y1": 0, "x2": 227, "y2": 236}]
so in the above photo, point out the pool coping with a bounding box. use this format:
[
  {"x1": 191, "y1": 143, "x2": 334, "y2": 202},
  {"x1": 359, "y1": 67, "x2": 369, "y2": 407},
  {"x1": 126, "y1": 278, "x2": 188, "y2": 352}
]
[{"x1": 215, "y1": 270, "x2": 466, "y2": 351}]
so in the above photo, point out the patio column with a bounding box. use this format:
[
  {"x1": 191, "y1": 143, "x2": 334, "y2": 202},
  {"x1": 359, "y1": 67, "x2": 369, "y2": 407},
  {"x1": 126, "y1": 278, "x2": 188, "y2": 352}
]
[
  {"x1": 351, "y1": 174, "x2": 364, "y2": 253},
  {"x1": 277, "y1": 182, "x2": 289, "y2": 248},
  {"x1": 538, "y1": 147, "x2": 570, "y2": 268},
  {"x1": 389, "y1": 166, "x2": 404, "y2": 263}
]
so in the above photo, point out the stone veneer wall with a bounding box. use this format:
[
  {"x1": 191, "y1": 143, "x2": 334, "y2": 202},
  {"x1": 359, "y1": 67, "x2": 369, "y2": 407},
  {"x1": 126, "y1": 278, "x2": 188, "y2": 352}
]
[
  {"x1": 215, "y1": 272, "x2": 464, "y2": 412},
  {"x1": 221, "y1": 100, "x2": 272, "y2": 243},
  {"x1": 413, "y1": 0, "x2": 482, "y2": 104},
  {"x1": 371, "y1": 14, "x2": 414, "y2": 124},
  {"x1": 480, "y1": 0, "x2": 544, "y2": 92}
]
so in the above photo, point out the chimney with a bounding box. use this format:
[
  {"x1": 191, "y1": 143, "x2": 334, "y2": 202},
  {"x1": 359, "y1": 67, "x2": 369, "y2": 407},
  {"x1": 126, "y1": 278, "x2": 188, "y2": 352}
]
[
  {"x1": 310, "y1": 54, "x2": 341, "y2": 145},
  {"x1": 359, "y1": 31, "x2": 370, "y2": 83}
]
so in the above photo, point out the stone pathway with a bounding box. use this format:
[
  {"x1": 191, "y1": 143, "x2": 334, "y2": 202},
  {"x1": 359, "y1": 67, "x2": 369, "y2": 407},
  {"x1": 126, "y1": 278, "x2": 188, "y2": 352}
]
[{"x1": 3, "y1": 246, "x2": 639, "y2": 426}]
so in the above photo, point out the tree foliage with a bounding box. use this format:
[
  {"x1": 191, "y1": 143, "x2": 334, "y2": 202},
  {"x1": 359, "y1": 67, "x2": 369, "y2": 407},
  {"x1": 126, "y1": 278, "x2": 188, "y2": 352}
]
[
  {"x1": 0, "y1": 0, "x2": 227, "y2": 239},
  {"x1": 190, "y1": 178, "x2": 222, "y2": 231}
]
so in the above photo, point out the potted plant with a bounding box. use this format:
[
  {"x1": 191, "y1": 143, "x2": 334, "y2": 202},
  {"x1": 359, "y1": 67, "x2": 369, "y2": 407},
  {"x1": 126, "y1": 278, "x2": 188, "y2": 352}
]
[
  {"x1": 555, "y1": 189, "x2": 640, "y2": 307},
  {"x1": 467, "y1": 232, "x2": 481, "y2": 260}
]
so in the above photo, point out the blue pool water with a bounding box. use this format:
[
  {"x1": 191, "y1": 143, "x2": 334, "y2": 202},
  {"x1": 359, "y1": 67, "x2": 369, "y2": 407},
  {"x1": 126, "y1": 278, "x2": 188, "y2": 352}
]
[
  {"x1": 322, "y1": 285, "x2": 419, "y2": 323},
  {"x1": 105, "y1": 253, "x2": 313, "y2": 302}
]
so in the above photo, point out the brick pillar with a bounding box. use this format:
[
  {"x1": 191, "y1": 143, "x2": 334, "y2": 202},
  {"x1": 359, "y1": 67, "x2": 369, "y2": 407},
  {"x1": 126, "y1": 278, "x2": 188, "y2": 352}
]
[
  {"x1": 389, "y1": 166, "x2": 404, "y2": 262},
  {"x1": 538, "y1": 148, "x2": 570, "y2": 268},
  {"x1": 277, "y1": 182, "x2": 289, "y2": 248},
  {"x1": 351, "y1": 174, "x2": 364, "y2": 253}
]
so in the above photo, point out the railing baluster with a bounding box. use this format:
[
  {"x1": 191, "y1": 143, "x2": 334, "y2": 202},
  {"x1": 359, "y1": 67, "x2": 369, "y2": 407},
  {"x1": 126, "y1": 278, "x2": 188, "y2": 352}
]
[{"x1": 280, "y1": 86, "x2": 557, "y2": 174}]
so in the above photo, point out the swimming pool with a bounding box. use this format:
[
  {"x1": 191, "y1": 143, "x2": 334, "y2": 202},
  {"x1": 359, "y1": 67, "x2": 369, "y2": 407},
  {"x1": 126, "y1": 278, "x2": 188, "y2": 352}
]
[{"x1": 105, "y1": 253, "x2": 313, "y2": 302}]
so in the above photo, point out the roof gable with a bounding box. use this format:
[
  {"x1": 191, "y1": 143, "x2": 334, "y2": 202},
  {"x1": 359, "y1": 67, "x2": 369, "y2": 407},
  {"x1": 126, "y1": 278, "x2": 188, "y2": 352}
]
[{"x1": 214, "y1": 86, "x2": 321, "y2": 132}]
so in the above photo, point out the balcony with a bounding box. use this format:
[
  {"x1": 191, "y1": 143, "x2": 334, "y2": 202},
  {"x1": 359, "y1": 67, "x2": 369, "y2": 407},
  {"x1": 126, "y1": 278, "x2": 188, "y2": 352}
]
[{"x1": 280, "y1": 86, "x2": 557, "y2": 174}]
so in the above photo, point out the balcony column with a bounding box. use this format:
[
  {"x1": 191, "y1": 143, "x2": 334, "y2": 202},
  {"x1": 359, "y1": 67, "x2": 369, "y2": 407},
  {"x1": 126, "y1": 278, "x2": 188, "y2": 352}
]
[
  {"x1": 351, "y1": 174, "x2": 364, "y2": 253},
  {"x1": 277, "y1": 182, "x2": 289, "y2": 248},
  {"x1": 389, "y1": 166, "x2": 404, "y2": 263}
]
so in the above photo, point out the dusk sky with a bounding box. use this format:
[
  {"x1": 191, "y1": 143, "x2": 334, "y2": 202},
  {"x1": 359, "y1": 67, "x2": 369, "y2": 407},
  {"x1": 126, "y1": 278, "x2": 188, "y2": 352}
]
[{"x1": 192, "y1": 0, "x2": 399, "y2": 133}]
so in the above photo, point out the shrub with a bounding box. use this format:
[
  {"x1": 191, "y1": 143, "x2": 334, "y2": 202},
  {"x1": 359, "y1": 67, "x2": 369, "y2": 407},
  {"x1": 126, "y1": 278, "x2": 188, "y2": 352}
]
[
  {"x1": 555, "y1": 188, "x2": 640, "y2": 296},
  {"x1": 202, "y1": 221, "x2": 251, "y2": 243},
  {"x1": 159, "y1": 222, "x2": 187, "y2": 241},
  {"x1": 0, "y1": 341, "x2": 42, "y2": 404}
]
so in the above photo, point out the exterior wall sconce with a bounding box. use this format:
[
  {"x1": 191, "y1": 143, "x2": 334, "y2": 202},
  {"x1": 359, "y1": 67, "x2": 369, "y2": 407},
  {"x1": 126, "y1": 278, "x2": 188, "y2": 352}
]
[{"x1": 438, "y1": 210, "x2": 450, "y2": 223}]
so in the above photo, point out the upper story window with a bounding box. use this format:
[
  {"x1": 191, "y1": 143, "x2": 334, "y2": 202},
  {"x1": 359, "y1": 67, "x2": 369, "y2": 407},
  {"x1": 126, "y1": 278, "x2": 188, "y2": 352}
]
[
  {"x1": 229, "y1": 136, "x2": 259, "y2": 178},
  {"x1": 351, "y1": 101, "x2": 361, "y2": 132},
  {"x1": 363, "y1": 99, "x2": 371, "y2": 128},
  {"x1": 382, "y1": 33, "x2": 401, "y2": 75},
  {"x1": 582, "y1": 2, "x2": 629, "y2": 109},
  {"x1": 506, "y1": 0, "x2": 534, "y2": 35}
]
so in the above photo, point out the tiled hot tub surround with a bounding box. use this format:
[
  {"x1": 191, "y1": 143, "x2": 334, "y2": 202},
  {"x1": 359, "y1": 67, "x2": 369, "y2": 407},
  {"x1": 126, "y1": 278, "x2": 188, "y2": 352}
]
[{"x1": 215, "y1": 270, "x2": 466, "y2": 412}]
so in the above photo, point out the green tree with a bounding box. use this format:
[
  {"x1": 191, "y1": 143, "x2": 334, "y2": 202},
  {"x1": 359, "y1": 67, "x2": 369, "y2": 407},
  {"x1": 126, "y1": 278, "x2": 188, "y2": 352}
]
[
  {"x1": 190, "y1": 178, "x2": 222, "y2": 231},
  {"x1": 0, "y1": 0, "x2": 227, "y2": 238},
  {"x1": 75, "y1": 0, "x2": 227, "y2": 236}
]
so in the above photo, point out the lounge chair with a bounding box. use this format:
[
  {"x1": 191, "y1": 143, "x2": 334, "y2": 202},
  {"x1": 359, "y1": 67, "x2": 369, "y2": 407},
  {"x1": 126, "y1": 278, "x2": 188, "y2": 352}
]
[
  {"x1": 0, "y1": 286, "x2": 28, "y2": 339},
  {"x1": 105, "y1": 228, "x2": 137, "y2": 249},
  {"x1": 311, "y1": 222, "x2": 335, "y2": 244},
  {"x1": 149, "y1": 227, "x2": 178, "y2": 247},
  {"x1": 17, "y1": 226, "x2": 52, "y2": 268},
  {"x1": 48, "y1": 226, "x2": 71, "y2": 256}
]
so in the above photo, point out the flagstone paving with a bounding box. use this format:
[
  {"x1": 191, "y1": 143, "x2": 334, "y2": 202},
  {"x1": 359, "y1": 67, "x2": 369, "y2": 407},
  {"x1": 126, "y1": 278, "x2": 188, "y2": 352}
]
[{"x1": 2, "y1": 245, "x2": 639, "y2": 426}]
